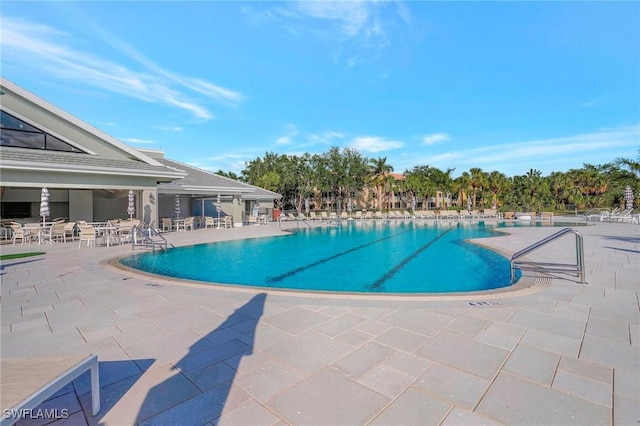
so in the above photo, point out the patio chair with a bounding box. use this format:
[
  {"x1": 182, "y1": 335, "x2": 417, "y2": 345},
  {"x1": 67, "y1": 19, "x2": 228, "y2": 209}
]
[
  {"x1": 247, "y1": 215, "x2": 258, "y2": 226},
  {"x1": 78, "y1": 224, "x2": 96, "y2": 248},
  {"x1": 161, "y1": 218, "x2": 172, "y2": 232},
  {"x1": 223, "y1": 215, "x2": 233, "y2": 228},
  {"x1": 23, "y1": 223, "x2": 41, "y2": 243},
  {"x1": 204, "y1": 217, "x2": 215, "y2": 229},
  {"x1": 42, "y1": 221, "x2": 66, "y2": 244},
  {"x1": 9, "y1": 224, "x2": 31, "y2": 246},
  {"x1": 62, "y1": 222, "x2": 77, "y2": 242},
  {"x1": 184, "y1": 217, "x2": 195, "y2": 231}
]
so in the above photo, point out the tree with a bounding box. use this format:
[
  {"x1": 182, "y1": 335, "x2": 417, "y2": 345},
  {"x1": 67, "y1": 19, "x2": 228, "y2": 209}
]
[
  {"x1": 368, "y1": 157, "x2": 393, "y2": 211},
  {"x1": 486, "y1": 170, "x2": 508, "y2": 209},
  {"x1": 215, "y1": 170, "x2": 240, "y2": 181},
  {"x1": 615, "y1": 149, "x2": 640, "y2": 178},
  {"x1": 453, "y1": 172, "x2": 471, "y2": 208},
  {"x1": 314, "y1": 147, "x2": 368, "y2": 211},
  {"x1": 468, "y1": 167, "x2": 487, "y2": 209}
]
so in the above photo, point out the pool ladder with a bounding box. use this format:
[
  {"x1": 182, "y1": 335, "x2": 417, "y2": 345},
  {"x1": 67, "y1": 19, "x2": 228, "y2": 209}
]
[{"x1": 510, "y1": 228, "x2": 585, "y2": 284}]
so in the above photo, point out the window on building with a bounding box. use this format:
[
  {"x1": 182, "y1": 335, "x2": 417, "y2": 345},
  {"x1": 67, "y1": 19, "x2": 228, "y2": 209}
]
[
  {"x1": 1, "y1": 202, "x2": 31, "y2": 219},
  {"x1": 0, "y1": 110, "x2": 87, "y2": 153}
]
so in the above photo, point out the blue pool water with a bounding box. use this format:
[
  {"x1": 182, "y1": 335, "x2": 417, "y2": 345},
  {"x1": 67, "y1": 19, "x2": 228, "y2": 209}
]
[{"x1": 120, "y1": 221, "x2": 523, "y2": 293}]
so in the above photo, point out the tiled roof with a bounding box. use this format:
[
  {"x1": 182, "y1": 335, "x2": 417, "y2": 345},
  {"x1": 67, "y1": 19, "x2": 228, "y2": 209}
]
[
  {"x1": 156, "y1": 158, "x2": 281, "y2": 198},
  {"x1": 0, "y1": 147, "x2": 183, "y2": 177}
]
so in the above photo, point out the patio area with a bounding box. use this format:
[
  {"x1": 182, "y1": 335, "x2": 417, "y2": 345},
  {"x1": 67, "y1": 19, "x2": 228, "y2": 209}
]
[{"x1": 1, "y1": 219, "x2": 638, "y2": 425}]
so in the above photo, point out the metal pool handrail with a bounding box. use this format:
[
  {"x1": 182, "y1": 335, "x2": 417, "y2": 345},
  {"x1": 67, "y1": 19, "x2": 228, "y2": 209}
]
[{"x1": 510, "y1": 227, "x2": 585, "y2": 284}]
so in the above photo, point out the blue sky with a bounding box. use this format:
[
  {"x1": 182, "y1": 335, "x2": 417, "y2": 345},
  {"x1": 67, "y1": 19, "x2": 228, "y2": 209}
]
[{"x1": 1, "y1": 1, "x2": 638, "y2": 177}]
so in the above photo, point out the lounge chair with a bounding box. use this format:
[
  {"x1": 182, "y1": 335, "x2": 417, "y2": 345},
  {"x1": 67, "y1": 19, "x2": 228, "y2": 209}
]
[
  {"x1": 340, "y1": 211, "x2": 349, "y2": 220},
  {"x1": 607, "y1": 208, "x2": 633, "y2": 222},
  {"x1": 309, "y1": 212, "x2": 318, "y2": 221},
  {"x1": 320, "y1": 212, "x2": 329, "y2": 221},
  {"x1": 539, "y1": 212, "x2": 554, "y2": 221},
  {"x1": 1, "y1": 355, "x2": 100, "y2": 425},
  {"x1": 482, "y1": 209, "x2": 497, "y2": 218},
  {"x1": 364, "y1": 211, "x2": 373, "y2": 220},
  {"x1": 354, "y1": 211, "x2": 363, "y2": 220},
  {"x1": 444, "y1": 210, "x2": 460, "y2": 219},
  {"x1": 424, "y1": 210, "x2": 436, "y2": 220}
]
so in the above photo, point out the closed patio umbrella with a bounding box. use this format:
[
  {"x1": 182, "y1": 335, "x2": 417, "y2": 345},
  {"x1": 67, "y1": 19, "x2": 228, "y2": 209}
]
[
  {"x1": 127, "y1": 190, "x2": 135, "y2": 220},
  {"x1": 174, "y1": 194, "x2": 181, "y2": 219},
  {"x1": 40, "y1": 187, "x2": 50, "y2": 226},
  {"x1": 215, "y1": 193, "x2": 221, "y2": 219},
  {"x1": 624, "y1": 186, "x2": 634, "y2": 210}
]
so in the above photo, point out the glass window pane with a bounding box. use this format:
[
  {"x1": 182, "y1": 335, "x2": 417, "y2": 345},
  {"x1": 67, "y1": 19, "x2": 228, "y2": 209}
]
[
  {"x1": 0, "y1": 111, "x2": 40, "y2": 132},
  {"x1": 0, "y1": 129, "x2": 45, "y2": 149},
  {"x1": 45, "y1": 134, "x2": 84, "y2": 152}
]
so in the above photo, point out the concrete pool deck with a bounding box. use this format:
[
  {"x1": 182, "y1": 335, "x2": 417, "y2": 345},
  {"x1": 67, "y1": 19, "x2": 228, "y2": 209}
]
[{"x1": 1, "y1": 219, "x2": 638, "y2": 425}]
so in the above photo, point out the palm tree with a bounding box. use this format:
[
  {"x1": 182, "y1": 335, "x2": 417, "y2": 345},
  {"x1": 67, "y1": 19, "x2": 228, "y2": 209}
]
[
  {"x1": 368, "y1": 157, "x2": 393, "y2": 211},
  {"x1": 454, "y1": 172, "x2": 471, "y2": 208},
  {"x1": 615, "y1": 150, "x2": 640, "y2": 178},
  {"x1": 487, "y1": 170, "x2": 508, "y2": 209},
  {"x1": 468, "y1": 167, "x2": 487, "y2": 209}
]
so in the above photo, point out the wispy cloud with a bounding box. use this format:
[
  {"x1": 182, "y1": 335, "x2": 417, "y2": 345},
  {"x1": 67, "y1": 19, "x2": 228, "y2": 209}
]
[
  {"x1": 158, "y1": 126, "x2": 183, "y2": 132},
  {"x1": 351, "y1": 136, "x2": 404, "y2": 153},
  {"x1": 581, "y1": 96, "x2": 606, "y2": 107},
  {"x1": 121, "y1": 138, "x2": 156, "y2": 145},
  {"x1": 0, "y1": 16, "x2": 243, "y2": 120},
  {"x1": 275, "y1": 125, "x2": 345, "y2": 148},
  {"x1": 274, "y1": 1, "x2": 411, "y2": 65},
  {"x1": 422, "y1": 133, "x2": 451, "y2": 145},
  {"x1": 420, "y1": 125, "x2": 639, "y2": 175}
]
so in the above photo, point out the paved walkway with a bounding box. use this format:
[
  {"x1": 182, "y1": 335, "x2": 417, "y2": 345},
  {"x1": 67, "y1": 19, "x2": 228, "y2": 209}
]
[{"x1": 1, "y1": 219, "x2": 638, "y2": 425}]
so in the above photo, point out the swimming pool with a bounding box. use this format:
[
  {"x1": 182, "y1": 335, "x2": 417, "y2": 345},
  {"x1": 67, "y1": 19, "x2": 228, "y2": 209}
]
[{"x1": 120, "y1": 221, "x2": 522, "y2": 294}]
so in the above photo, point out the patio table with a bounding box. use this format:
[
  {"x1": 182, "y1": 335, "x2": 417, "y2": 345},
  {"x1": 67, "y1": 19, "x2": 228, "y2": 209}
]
[
  {"x1": 94, "y1": 225, "x2": 120, "y2": 247},
  {"x1": 172, "y1": 218, "x2": 185, "y2": 231}
]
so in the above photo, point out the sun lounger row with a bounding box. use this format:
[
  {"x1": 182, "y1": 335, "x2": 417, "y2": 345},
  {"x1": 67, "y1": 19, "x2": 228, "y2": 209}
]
[{"x1": 280, "y1": 209, "x2": 503, "y2": 221}]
